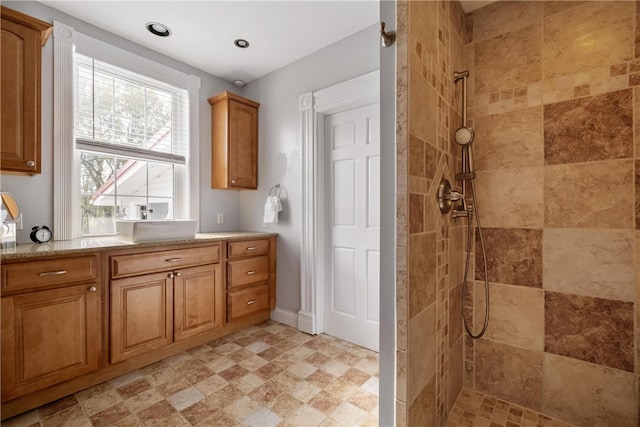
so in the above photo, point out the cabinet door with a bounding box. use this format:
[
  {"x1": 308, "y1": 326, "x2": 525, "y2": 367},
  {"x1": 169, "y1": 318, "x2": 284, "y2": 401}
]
[
  {"x1": 110, "y1": 272, "x2": 173, "y2": 363},
  {"x1": 1, "y1": 284, "x2": 101, "y2": 401},
  {"x1": 1, "y1": 18, "x2": 42, "y2": 173},
  {"x1": 228, "y1": 99, "x2": 258, "y2": 189},
  {"x1": 174, "y1": 264, "x2": 223, "y2": 342}
]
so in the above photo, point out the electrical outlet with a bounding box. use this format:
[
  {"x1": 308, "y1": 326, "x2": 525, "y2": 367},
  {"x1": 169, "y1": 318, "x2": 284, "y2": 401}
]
[{"x1": 217, "y1": 213, "x2": 224, "y2": 224}]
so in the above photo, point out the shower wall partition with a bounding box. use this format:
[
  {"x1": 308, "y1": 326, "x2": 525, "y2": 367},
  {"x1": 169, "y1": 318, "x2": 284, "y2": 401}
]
[
  {"x1": 395, "y1": 1, "x2": 467, "y2": 425},
  {"x1": 397, "y1": 1, "x2": 639, "y2": 427}
]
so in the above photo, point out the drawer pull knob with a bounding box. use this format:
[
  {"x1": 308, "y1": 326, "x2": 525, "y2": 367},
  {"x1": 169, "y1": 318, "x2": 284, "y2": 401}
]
[
  {"x1": 175, "y1": 271, "x2": 181, "y2": 277},
  {"x1": 166, "y1": 258, "x2": 182, "y2": 262},
  {"x1": 246, "y1": 270, "x2": 256, "y2": 275},
  {"x1": 88, "y1": 286, "x2": 97, "y2": 292},
  {"x1": 39, "y1": 270, "x2": 67, "y2": 276},
  {"x1": 168, "y1": 273, "x2": 175, "y2": 279},
  {"x1": 246, "y1": 300, "x2": 256, "y2": 305},
  {"x1": 247, "y1": 246, "x2": 257, "y2": 251}
]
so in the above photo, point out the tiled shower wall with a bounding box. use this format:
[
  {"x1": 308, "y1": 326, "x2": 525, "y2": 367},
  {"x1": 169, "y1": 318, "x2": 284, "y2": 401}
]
[
  {"x1": 395, "y1": 0, "x2": 466, "y2": 425},
  {"x1": 463, "y1": 2, "x2": 639, "y2": 426}
]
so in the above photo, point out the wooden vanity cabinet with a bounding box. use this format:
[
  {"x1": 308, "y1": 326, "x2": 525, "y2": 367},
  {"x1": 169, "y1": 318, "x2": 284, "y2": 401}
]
[
  {"x1": 226, "y1": 238, "x2": 275, "y2": 321},
  {"x1": 1, "y1": 255, "x2": 101, "y2": 402},
  {"x1": 0, "y1": 6, "x2": 53, "y2": 174},
  {"x1": 109, "y1": 244, "x2": 223, "y2": 363},
  {"x1": 209, "y1": 91, "x2": 259, "y2": 189}
]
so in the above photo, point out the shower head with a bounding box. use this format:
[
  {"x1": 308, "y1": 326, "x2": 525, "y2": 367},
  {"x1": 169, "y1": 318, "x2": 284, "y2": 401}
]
[{"x1": 454, "y1": 126, "x2": 475, "y2": 145}]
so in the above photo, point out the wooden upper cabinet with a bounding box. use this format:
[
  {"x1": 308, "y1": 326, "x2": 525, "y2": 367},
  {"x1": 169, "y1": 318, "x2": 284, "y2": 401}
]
[
  {"x1": 0, "y1": 7, "x2": 52, "y2": 174},
  {"x1": 209, "y1": 91, "x2": 259, "y2": 189}
]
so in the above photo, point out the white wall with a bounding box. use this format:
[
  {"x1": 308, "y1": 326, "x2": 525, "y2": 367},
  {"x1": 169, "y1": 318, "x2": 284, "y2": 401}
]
[
  {"x1": 240, "y1": 23, "x2": 380, "y2": 315},
  {"x1": 1, "y1": 1, "x2": 242, "y2": 243}
]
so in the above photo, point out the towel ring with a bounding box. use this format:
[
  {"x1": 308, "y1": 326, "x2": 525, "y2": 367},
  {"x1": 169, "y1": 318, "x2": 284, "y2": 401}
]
[{"x1": 269, "y1": 184, "x2": 281, "y2": 197}]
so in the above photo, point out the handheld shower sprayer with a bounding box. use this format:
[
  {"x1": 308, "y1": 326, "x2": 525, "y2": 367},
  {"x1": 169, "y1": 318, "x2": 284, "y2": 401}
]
[{"x1": 438, "y1": 70, "x2": 491, "y2": 339}]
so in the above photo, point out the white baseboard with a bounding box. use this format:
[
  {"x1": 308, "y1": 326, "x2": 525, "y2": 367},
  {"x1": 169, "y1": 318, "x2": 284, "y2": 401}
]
[
  {"x1": 270, "y1": 307, "x2": 298, "y2": 328},
  {"x1": 296, "y1": 310, "x2": 315, "y2": 335}
]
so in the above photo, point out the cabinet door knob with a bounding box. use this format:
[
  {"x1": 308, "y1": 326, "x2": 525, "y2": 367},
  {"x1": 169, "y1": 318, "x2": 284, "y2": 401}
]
[
  {"x1": 168, "y1": 273, "x2": 175, "y2": 279},
  {"x1": 231, "y1": 180, "x2": 236, "y2": 184},
  {"x1": 27, "y1": 160, "x2": 35, "y2": 167},
  {"x1": 88, "y1": 286, "x2": 97, "y2": 292},
  {"x1": 175, "y1": 271, "x2": 181, "y2": 277}
]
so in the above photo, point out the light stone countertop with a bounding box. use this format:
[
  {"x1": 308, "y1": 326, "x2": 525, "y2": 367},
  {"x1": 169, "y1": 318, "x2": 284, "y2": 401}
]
[{"x1": 0, "y1": 231, "x2": 278, "y2": 261}]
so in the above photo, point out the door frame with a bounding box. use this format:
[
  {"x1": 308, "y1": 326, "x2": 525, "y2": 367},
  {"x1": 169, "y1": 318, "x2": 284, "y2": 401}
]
[{"x1": 298, "y1": 70, "x2": 380, "y2": 335}]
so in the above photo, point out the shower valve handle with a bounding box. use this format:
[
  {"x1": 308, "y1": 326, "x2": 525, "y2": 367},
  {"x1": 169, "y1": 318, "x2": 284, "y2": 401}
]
[{"x1": 444, "y1": 190, "x2": 465, "y2": 202}]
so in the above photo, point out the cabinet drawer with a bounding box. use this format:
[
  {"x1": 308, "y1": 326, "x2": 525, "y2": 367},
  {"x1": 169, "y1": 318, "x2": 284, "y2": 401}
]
[
  {"x1": 228, "y1": 256, "x2": 268, "y2": 289},
  {"x1": 111, "y1": 245, "x2": 220, "y2": 279},
  {"x1": 227, "y1": 285, "x2": 269, "y2": 321},
  {"x1": 1, "y1": 256, "x2": 97, "y2": 293},
  {"x1": 227, "y1": 239, "x2": 269, "y2": 259}
]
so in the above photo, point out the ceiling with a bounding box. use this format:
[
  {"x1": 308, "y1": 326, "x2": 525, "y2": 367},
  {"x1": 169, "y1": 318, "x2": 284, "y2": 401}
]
[
  {"x1": 41, "y1": 1, "x2": 380, "y2": 85},
  {"x1": 40, "y1": 1, "x2": 496, "y2": 85}
]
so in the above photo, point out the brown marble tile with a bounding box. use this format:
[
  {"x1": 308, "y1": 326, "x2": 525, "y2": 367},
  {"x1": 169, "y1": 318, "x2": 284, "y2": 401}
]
[
  {"x1": 471, "y1": 1, "x2": 541, "y2": 42},
  {"x1": 448, "y1": 226, "x2": 465, "y2": 288},
  {"x1": 90, "y1": 402, "x2": 132, "y2": 427},
  {"x1": 408, "y1": 0, "x2": 437, "y2": 57},
  {"x1": 407, "y1": 303, "x2": 436, "y2": 403},
  {"x1": 475, "y1": 227, "x2": 542, "y2": 288},
  {"x1": 409, "y1": 67, "x2": 438, "y2": 145},
  {"x1": 408, "y1": 193, "x2": 424, "y2": 234},
  {"x1": 446, "y1": 336, "x2": 464, "y2": 414},
  {"x1": 38, "y1": 395, "x2": 79, "y2": 418},
  {"x1": 41, "y1": 404, "x2": 90, "y2": 427},
  {"x1": 544, "y1": 90, "x2": 633, "y2": 165},
  {"x1": 474, "y1": 282, "x2": 544, "y2": 350},
  {"x1": 179, "y1": 399, "x2": 221, "y2": 425},
  {"x1": 543, "y1": 2, "x2": 634, "y2": 79},
  {"x1": 116, "y1": 379, "x2": 152, "y2": 400},
  {"x1": 473, "y1": 107, "x2": 544, "y2": 172},
  {"x1": 545, "y1": 292, "x2": 634, "y2": 371},
  {"x1": 543, "y1": 229, "x2": 635, "y2": 302},
  {"x1": 475, "y1": 24, "x2": 542, "y2": 96},
  {"x1": 474, "y1": 339, "x2": 544, "y2": 411},
  {"x1": 218, "y1": 364, "x2": 250, "y2": 382},
  {"x1": 409, "y1": 135, "x2": 425, "y2": 178},
  {"x1": 248, "y1": 380, "x2": 284, "y2": 405},
  {"x1": 425, "y1": 142, "x2": 438, "y2": 180},
  {"x1": 309, "y1": 390, "x2": 342, "y2": 415},
  {"x1": 544, "y1": 160, "x2": 635, "y2": 229},
  {"x1": 340, "y1": 368, "x2": 369, "y2": 387},
  {"x1": 408, "y1": 232, "x2": 437, "y2": 318},
  {"x1": 637, "y1": 0, "x2": 640, "y2": 58},
  {"x1": 543, "y1": 1, "x2": 589, "y2": 17},
  {"x1": 543, "y1": 353, "x2": 636, "y2": 426},
  {"x1": 448, "y1": 283, "x2": 463, "y2": 349},
  {"x1": 636, "y1": 160, "x2": 640, "y2": 229},
  {"x1": 473, "y1": 167, "x2": 544, "y2": 228},
  {"x1": 408, "y1": 374, "x2": 435, "y2": 427},
  {"x1": 75, "y1": 382, "x2": 114, "y2": 402}
]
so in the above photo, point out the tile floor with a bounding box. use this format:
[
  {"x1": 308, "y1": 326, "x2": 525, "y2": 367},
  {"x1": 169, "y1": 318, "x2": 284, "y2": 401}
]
[
  {"x1": 445, "y1": 388, "x2": 576, "y2": 427},
  {"x1": 3, "y1": 321, "x2": 379, "y2": 427}
]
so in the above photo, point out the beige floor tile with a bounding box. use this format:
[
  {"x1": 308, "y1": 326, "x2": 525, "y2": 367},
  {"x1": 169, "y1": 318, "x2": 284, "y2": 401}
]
[{"x1": 3, "y1": 322, "x2": 379, "y2": 427}]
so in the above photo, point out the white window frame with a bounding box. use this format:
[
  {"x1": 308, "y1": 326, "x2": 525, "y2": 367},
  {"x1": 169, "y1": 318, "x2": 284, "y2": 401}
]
[{"x1": 53, "y1": 21, "x2": 201, "y2": 240}]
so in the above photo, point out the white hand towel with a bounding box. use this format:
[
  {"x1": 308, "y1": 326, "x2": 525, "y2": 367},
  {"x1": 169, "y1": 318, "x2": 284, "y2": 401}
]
[{"x1": 263, "y1": 195, "x2": 283, "y2": 226}]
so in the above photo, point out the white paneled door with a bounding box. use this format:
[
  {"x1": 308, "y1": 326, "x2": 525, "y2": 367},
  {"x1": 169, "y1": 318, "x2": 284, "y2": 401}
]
[{"x1": 323, "y1": 102, "x2": 380, "y2": 352}]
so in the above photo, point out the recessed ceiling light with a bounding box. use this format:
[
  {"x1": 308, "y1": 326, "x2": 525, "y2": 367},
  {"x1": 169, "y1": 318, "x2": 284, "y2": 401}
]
[
  {"x1": 234, "y1": 39, "x2": 250, "y2": 48},
  {"x1": 146, "y1": 22, "x2": 171, "y2": 37}
]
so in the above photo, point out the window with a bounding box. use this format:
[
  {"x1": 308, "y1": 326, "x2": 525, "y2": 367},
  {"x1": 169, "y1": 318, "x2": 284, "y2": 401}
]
[{"x1": 74, "y1": 53, "x2": 189, "y2": 235}]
